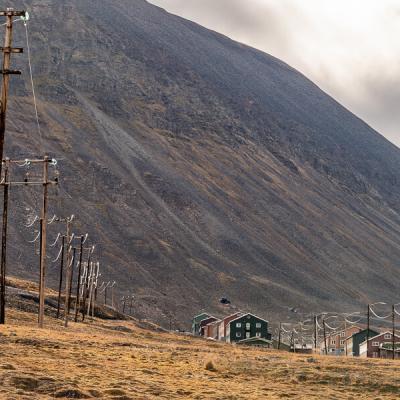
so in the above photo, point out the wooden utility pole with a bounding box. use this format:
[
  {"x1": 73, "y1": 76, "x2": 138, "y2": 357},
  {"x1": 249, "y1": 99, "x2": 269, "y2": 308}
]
[
  {"x1": 82, "y1": 246, "x2": 94, "y2": 321},
  {"x1": 291, "y1": 330, "x2": 295, "y2": 353},
  {"x1": 122, "y1": 296, "x2": 126, "y2": 314},
  {"x1": 67, "y1": 247, "x2": 76, "y2": 316},
  {"x1": 392, "y1": 305, "x2": 396, "y2": 360},
  {"x1": 91, "y1": 262, "x2": 99, "y2": 318},
  {"x1": 63, "y1": 216, "x2": 73, "y2": 327},
  {"x1": 1, "y1": 158, "x2": 57, "y2": 327},
  {"x1": 104, "y1": 281, "x2": 109, "y2": 306},
  {"x1": 0, "y1": 159, "x2": 8, "y2": 324},
  {"x1": 0, "y1": 9, "x2": 24, "y2": 179},
  {"x1": 0, "y1": 9, "x2": 25, "y2": 325},
  {"x1": 111, "y1": 281, "x2": 116, "y2": 309},
  {"x1": 86, "y1": 262, "x2": 94, "y2": 317},
  {"x1": 323, "y1": 320, "x2": 328, "y2": 355},
  {"x1": 38, "y1": 156, "x2": 49, "y2": 328},
  {"x1": 277, "y1": 322, "x2": 281, "y2": 350},
  {"x1": 313, "y1": 315, "x2": 317, "y2": 353},
  {"x1": 366, "y1": 304, "x2": 370, "y2": 352},
  {"x1": 74, "y1": 236, "x2": 85, "y2": 322},
  {"x1": 129, "y1": 296, "x2": 133, "y2": 315},
  {"x1": 56, "y1": 236, "x2": 65, "y2": 319}
]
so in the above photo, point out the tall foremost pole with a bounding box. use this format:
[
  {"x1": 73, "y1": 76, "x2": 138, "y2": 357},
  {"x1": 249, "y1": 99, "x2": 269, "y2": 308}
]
[
  {"x1": 0, "y1": 160, "x2": 8, "y2": 324},
  {"x1": 0, "y1": 9, "x2": 25, "y2": 325},
  {"x1": 0, "y1": 9, "x2": 24, "y2": 179},
  {"x1": 38, "y1": 157, "x2": 49, "y2": 328},
  {"x1": 323, "y1": 319, "x2": 328, "y2": 355}
]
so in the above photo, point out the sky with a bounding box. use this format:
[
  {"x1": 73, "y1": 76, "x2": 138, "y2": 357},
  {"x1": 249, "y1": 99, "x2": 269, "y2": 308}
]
[{"x1": 149, "y1": 0, "x2": 400, "y2": 146}]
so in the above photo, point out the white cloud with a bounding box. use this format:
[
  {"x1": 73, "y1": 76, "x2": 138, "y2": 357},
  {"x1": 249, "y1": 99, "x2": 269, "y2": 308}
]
[{"x1": 149, "y1": 0, "x2": 400, "y2": 145}]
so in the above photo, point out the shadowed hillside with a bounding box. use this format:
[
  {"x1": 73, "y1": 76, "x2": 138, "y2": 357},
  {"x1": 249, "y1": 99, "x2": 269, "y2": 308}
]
[{"x1": 1, "y1": 0, "x2": 400, "y2": 327}]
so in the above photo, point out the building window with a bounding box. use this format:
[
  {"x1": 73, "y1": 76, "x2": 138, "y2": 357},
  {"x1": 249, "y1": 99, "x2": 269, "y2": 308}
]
[
  {"x1": 331, "y1": 340, "x2": 336, "y2": 345},
  {"x1": 256, "y1": 332, "x2": 261, "y2": 337},
  {"x1": 384, "y1": 334, "x2": 391, "y2": 339},
  {"x1": 340, "y1": 332, "x2": 345, "y2": 337},
  {"x1": 246, "y1": 332, "x2": 250, "y2": 338},
  {"x1": 340, "y1": 340, "x2": 345, "y2": 345},
  {"x1": 236, "y1": 323, "x2": 242, "y2": 328},
  {"x1": 372, "y1": 342, "x2": 379, "y2": 347},
  {"x1": 330, "y1": 348, "x2": 335, "y2": 353},
  {"x1": 246, "y1": 323, "x2": 251, "y2": 330},
  {"x1": 256, "y1": 323, "x2": 262, "y2": 328},
  {"x1": 236, "y1": 332, "x2": 241, "y2": 338}
]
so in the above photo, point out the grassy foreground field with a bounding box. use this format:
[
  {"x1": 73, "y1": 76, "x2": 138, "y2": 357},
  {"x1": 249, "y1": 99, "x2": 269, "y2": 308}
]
[{"x1": 0, "y1": 309, "x2": 400, "y2": 399}]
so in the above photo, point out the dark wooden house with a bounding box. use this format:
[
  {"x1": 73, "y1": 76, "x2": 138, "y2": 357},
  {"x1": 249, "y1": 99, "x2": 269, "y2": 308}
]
[{"x1": 226, "y1": 313, "x2": 271, "y2": 343}]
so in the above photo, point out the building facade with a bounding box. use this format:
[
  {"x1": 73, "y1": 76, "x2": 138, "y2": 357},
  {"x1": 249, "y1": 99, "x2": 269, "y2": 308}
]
[
  {"x1": 218, "y1": 312, "x2": 242, "y2": 341},
  {"x1": 204, "y1": 319, "x2": 221, "y2": 340},
  {"x1": 319, "y1": 326, "x2": 361, "y2": 355},
  {"x1": 345, "y1": 329, "x2": 379, "y2": 357},
  {"x1": 199, "y1": 317, "x2": 218, "y2": 336},
  {"x1": 359, "y1": 331, "x2": 400, "y2": 358},
  {"x1": 226, "y1": 313, "x2": 271, "y2": 343},
  {"x1": 192, "y1": 313, "x2": 212, "y2": 335}
]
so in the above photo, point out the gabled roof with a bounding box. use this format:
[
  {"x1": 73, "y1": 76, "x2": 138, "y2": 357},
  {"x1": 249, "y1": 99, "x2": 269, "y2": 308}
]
[
  {"x1": 205, "y1": 319, "x2": 222, "y2": 327},
  {"x1": 199, "y1": 316, "x2": 219, "y2": 327},
  {"x1": 193, "y1": 312, "x2": 212, "y2": 321},
  {"x1": 228, "y1": 312, "x2": 269, "y2": 325},
  {"x1": 222, "y1": 312, "x2": 243, "y2": 323},
  {"x1": 359, "y1": 331, "x2": 400, "y2": 346},
  {"x1": 237, "y1": 337, "x2": 272, "y2": 345},
  {"x1": 326, "y1": 326, "x2": 361, "y2": 339},
  {"x1": 345, "y1": 328, "x2": 379, "y2": 341}
]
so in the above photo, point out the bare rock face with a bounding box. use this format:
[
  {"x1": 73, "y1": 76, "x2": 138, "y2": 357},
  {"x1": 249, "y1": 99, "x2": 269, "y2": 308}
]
[{"x1": 3, "y1": 0, "x2": 400, "y2": 326}]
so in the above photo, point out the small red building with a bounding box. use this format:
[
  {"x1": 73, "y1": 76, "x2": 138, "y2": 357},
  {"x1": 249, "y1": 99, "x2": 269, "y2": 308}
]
[
  {"x1": 218, "y1": 312, "x2": 243, "y2": 342},
  {"x1": 199, "y1": 316, "x2": 218, "y2": 336},
  {"x1": 359, "y1": 331, "x2": 400, "y2": 358}
]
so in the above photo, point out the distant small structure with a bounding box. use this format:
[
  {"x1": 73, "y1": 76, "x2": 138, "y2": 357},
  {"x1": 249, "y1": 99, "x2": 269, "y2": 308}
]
[{"x1": 292, "y1": 344, "x2": 313, "y2": 354}]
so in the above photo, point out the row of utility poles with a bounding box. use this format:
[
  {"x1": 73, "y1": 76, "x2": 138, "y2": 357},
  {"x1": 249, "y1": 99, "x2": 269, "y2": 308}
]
[
  {"x1": 0, "y1": 8, "x2": 128, "y2": 328},
  {"x1": 277, "y1": 304, "x2": 399, "y2": 360}
]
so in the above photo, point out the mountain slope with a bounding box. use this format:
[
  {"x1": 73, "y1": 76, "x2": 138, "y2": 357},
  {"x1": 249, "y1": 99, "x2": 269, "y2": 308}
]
[{"x1": 2, "y1": 0, "x2": 400, "y2": 326}]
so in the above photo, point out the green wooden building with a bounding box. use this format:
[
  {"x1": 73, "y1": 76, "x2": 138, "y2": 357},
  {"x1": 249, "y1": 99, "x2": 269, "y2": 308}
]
[
  {"x1": 345, "y1": 328, "x2": 379, "y2": 356},
  {"x1": 191, "y1": 312, "x2": 212, "y2": 335},
  {"x1": 226, "y1": 313, "x2": 271, "y2": 343}
]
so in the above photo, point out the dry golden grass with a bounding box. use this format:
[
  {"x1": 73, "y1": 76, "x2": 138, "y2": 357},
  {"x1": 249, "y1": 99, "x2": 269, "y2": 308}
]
[{"x1": 0, "y1": 309, "x2": 400, "y2": 399}]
